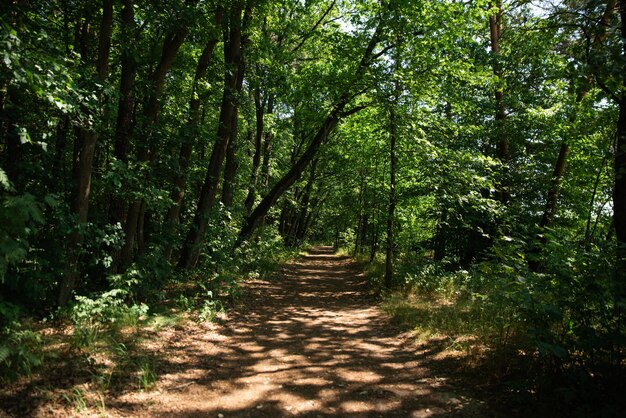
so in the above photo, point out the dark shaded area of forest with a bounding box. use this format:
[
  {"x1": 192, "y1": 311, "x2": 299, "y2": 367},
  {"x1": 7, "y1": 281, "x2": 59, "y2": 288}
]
[{"x1": 1, "y1": 0, "x2": 625, "y2": 415}]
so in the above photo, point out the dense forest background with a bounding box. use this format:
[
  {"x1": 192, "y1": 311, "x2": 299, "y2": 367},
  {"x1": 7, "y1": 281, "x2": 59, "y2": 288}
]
[{"x1": 1, "y1": 0, "x2": 625, "y2": 411}]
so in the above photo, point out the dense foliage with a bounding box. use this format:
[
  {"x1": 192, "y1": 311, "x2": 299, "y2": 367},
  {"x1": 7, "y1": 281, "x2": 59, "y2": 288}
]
[{"x1": 1, "y1": 0, "x2": 624, "y2": 406}]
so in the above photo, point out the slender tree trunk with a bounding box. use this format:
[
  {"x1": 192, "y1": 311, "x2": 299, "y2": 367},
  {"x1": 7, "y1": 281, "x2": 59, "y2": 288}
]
[
  {"x1": 530, "y1": 1, "x2": 618, "y2": 271},
  {"x1": 109, "y1": 0, "x2": 137, "y2": 252},
  {"x1": 540, "y1": 1, "x2": 616, "y2": 229},
  {"x1": 489, "y1": 0, "x2": 510, "y2": 204},
  {"x1": 615, "y1": 0, "x2": 626, "y2": 293},
  {"x1": 120, "y1": 12, "x2": 191, "y2": 267},
  {"x1": 178, "y1": 1, "x2": 248, "y2": 269},
  {"x1": 384, "y1": 105, "x2": 397, "y2": 289},
  {"x1": 433, "y1": 208, "x2": 447, "y2": 261},
  {"x1": 261, "y1": 126, "x2": 274, "y2": 188},
  {"x1": 584, "y1": 153, "x2": 608, "y2": 246},
  {"x1": 221, "y1": 117, "x2": 240, "y2": 207},
  {"x1": 164, "y1": 6, "x2": 223, "y2": 260},
  {"x1": 59, "y1": 0, "x2": 113, "y2": 305},
  {"x1": 540, "y1": 143, "x2": 570, "y2": 229},
  {"x1": 294, "y1": 159, "x2": 318, "y2": 244},
  {"x1": 238, "y1": 111, "x2": 342, "y2": 245},
  {"x1": 52, "y1": 115, "x2": 70, "y2": 193},
  {"x1": 221, "y1": 46, "x2": 247, "y2": 208},
  {"x1": 243, "y1": 88, "x2": 266, "y2": 214}
]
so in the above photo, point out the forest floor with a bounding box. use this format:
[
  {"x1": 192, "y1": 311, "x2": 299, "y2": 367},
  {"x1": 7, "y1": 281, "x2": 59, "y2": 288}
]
[{"x1": 1, "y1": 246, "x2": 496, "y2": 417}]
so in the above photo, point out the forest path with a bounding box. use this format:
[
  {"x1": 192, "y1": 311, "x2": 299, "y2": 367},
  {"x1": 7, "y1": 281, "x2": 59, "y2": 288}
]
[{"x1": 114, "y1": 246, "x2": 489, "y2": 417}]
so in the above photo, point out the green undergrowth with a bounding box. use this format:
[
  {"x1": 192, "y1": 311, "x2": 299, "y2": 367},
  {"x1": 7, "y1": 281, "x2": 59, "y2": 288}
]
[
  {"x1": 358, "y1": 244, "x2": 626, "y2": 416},
  {"x1": 1, "y1": 229, "x2": 297, "y2": 414}
]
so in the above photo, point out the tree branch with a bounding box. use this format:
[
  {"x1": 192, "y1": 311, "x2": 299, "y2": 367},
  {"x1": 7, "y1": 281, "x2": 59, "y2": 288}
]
[{"x1": 290, "y1": 0, "x2": 337, "y2": 54}]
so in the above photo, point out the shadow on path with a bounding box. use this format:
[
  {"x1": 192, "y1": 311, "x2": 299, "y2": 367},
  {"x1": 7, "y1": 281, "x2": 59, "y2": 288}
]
[{"x1": 104, "y1": 246, "x2": 491, "y2": 417}]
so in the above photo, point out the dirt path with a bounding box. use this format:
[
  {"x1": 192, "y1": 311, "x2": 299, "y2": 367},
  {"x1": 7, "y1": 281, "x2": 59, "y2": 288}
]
[
  {"x1": 104, "y1": 246, "x2": 487, "y2": 417},
  {"x1": 1, "y1": 247, "x2": 492, "y2": 417}
]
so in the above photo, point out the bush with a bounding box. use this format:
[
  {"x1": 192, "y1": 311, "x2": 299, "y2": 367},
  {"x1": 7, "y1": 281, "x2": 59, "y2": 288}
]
[
  {"x1": 0, "y1": 300, "x2": 42, "y2": 380},
  {"x1": 70, "y1": 288, "x2": 148, "y2": 350}
]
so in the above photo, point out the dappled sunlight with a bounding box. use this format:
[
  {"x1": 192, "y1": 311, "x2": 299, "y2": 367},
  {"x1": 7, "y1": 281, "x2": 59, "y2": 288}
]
[{"x1": 99, "y1": 246, "x2": 486, "y2": 416}]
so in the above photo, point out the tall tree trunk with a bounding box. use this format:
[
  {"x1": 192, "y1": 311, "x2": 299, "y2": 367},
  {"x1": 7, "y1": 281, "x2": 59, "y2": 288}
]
[
  {"x1": 540, "y1": 142, "x2": 570, "y2": 229},
  {"x1": 243, "y1": 88, "x2": 267, "y2": 214},
  {"x1": 584, "y1": 153, "x2": 609, "y2": 247},
  {"x1": 529, "y1": 0, "x2": 619, "y2": 272},
  {"x1": 164, "y1": 6, "x2": 223, "y2": 260},
  {"x1": 109, "y1": 0, "x2": 137, "y2": 255},
  {"x1": 384, "y1": 105, "x2": 397, "y2": 289},
  {"x1": 120, "y1": 14, "x2": 191, "y2": 267},
  {"x1": 221, "y1": 43, "x2": 247, "y2": 208},
  {"x1": 433, "y1": 208, "x2": 447, "y2": 261},
  {"x1": 178, "y1": 1, "x2": 248, "y2": 269},
  {"x1": 221, "y1": 116, "x2": 240, "y2": 207},
  {"x1": 261, "y1": 124, "x2": 274, "y2": 188},
  {"x1": 294, "y1": 159, "x2": 318, "y2": 244},
  {"x1": 59, "y1": 0, "x2": 113, "y2": 305},
  {"x1": 615, "y1": 0, "x2": 626, "y2": 296},
  {"x1": 489, "y1": 0, "x2": 510, "y2": 204},
  {"x1": 237, "y1": 110, "x2": 342, "y2": 245}
]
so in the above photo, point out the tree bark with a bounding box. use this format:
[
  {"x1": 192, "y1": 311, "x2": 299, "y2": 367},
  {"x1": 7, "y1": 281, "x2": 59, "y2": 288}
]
[
  {"x1": 615, "y1": 0, "x2": 626, "y2": 291},
  {"x1": 489, "y1": 0, "x2": 510, "y2": 204},
  {"x1": 120, "y1": 10, "x2": 191, "y2": 267},
  {"x1": 109, "y1": 0, "x2": 137, "y2": 244},
  {"x1": 384, "y1": 105, "x2": 397, "y2": 289},
  {"x1": 59, "y1": 0, "x2": 113, "y2": 305},
  {"x1": 164, "y1": 5, "x2": 223, "y2": 260},
  {"x1": 221, "y1": 39, "x2": 247, "y2": 208},
  {"x1": 243, "y1": 88, "x2": 266, "y2": 214},
  {"x1": 178, "y1": 1, "x2": 248, "y2": 269},
  {"x1": 294, "y1": 158, "x2": 318, "y2": 244}
]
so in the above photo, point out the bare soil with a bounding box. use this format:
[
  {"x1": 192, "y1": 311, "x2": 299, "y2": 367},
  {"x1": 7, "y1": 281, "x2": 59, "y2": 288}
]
[{"x1": 1, "y1": 246, "x2": 494, "y2": 417}]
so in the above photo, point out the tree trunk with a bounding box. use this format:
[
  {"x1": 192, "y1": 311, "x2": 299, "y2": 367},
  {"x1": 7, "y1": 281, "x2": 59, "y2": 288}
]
[
  {"x1": 221, "y1": 115, "x2": 240, "y2": 207},
  {"x1": 540, "y1": 143, "x2": 570, "y2": 229},
  {"x1": 109, "y1": 0, "x2": 137, "y2": 240},
  {"x1": 294, "y1": 159, "x2": 318, "y2": 244},
  {"x1": 59, "y1": 0, "x2": 113, "y2": 305},
  {"x1": 615, "y1": 0, "x2": 626, "y2": 294},
  {"x1": 164, "y1": 6, "x2": 223, "y2": 260},
  {"x1": 261, "y1": 126, "x2": 274, "y2": 188},
  {"x1": 489, "y1": 0, "x2": 510, "y2": 204},
  {"x1": 221, "y1": 43, "x2": 247, "y2": 208},
  {"x1": 120, "y1": 12, "x2": 191, "y2": 268},
  {"x1": 243, "y1": 88, "x2": 266, "y2": 214},
  {"x1": 384, "y1": 105, "x2": 397, "y2": 289},
  {"x1": 178, "y1": 1, "x2": 247, "y2": 269}
]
